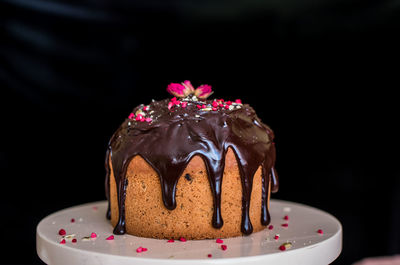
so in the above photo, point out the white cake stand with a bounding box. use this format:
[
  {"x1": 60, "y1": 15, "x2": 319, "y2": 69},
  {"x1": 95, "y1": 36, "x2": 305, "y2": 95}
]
[{"x1": 36, "y1": 200, "x2": 342, "y2": 265}]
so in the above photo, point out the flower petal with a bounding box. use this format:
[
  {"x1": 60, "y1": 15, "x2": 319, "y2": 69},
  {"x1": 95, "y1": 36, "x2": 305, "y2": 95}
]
[
  {"x1": 195, "y1": 84, "x2": 213, "y2": 99},
  {"x1": 167, "y1": 83, "x2": 186, "y2": 97},
  {"x1": 182, "y1": 80, "x2": 195, "y2": 96}
]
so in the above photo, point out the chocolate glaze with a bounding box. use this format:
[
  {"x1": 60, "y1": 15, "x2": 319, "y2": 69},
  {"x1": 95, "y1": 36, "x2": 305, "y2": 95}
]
[{"x1": 105, "y1": 98, "x2": 278, "y2": 235}]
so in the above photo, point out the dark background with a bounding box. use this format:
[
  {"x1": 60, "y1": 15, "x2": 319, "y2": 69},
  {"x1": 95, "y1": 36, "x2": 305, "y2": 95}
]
[{"x1": 1, "y1": 0, "x2": 399, "y2": 264}]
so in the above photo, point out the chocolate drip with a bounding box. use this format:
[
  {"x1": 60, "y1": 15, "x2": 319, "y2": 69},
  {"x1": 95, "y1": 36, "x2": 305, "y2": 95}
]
[{"x1": 105, "y1": 98, "x2": 278, "y2": 236}]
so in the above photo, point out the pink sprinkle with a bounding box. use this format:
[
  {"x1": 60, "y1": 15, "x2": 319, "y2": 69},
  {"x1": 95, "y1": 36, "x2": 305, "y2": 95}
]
[
  {"x1": 175, "y1": 100, "x2": 181, "y2": 105},
  {"x1": 143, "y1": 106, "x2": 148, "y2": 111},
  {"x1": 281, "y1": 223, "x2": 289, "y2": 227},
  {"x1": 207, "y1": 254, "x2": 212, "y2": 258},
  {"x1": 202, "y1": 104, "x2": 206, "y2": 109},
  {"x1": 216, "y1": 238, "x2": 224, "y2": 244},
  {"x1": 135, "y1": 114, "x2": 143, "y2": 121},
  {"x1": 179, "y1": 237, "x2": 187, "y2": 242},
  {"x1": 93, "y1": 206, "x2": 98, "y2": 210},
  {"x1": 224, "y1": 105, "x2": 229, "y2": 109},
  {"x1": 71, "y1": 218, "x2": 75, "y2": 223},
  {"x1": 212, "y1": 107, "x2": 217, "y2": 111},
  {"x1": 128, "y1": 113, "x2": 135, "y2": 119},
  {"x1": 72, "y1": 238, "x2": 77, "y2": 243},
  {"x1": 171, "y1": 97, "x2": 177, "y2": 102},
  {"x1": 106, "y1": 235, "x2": 114, "y2": 240},
  {"x1": 140, "y1": 116, "x2": 145, "y2": 122},
  {"x1": 284, "y1": 215, "x2": 289, "y2": 221},
  {"x1": 167, "y1": 239, "x2": 174, "y2": 243},
  {"x1": 317, "y1": 229, "x2": 324, "y2": 234},
  {"x1": 197, "y1": 105, "x2": 202, "y2": 109},
  {"x1": 268, "y1": 225, "x2": 274, "y2": 230},
  {"x1": 90, "y1": 232, "x2": 97, "y2": 238},
  {"x1": 235, "y1": 99, "x2": 242, "y2": 104},
  {"x1": 219, "y1": 103, "x2": 224, "y2": 107},
  {"x1": 58, "y1": 229, "x2": 66, "y2": 236},
  {"x1": 212, "y1": 101, "x2": 219, "y2": 107},
  {"x1": 279, "y1": 245, "x2": 286, "y2": 251},
  {"x1": 145, "y1": 117, "x2": 152, "y2": 122},
  {"x1": 136, "y1": 246, "x2": 148, "y2": 253},
  {"x1": 218, "y1": 99, "x2": 225, "y2": 102},
  {"x1": 221, "y1": 245, "x2": 227, "y2": 251},
  {"x1": 168, "y1": 102, "x2": 174, "y2": 110},
  {"x1": 226, "y1": 101, "x2": 232, "y2": 105},
  {"x1": 181, "y1": 102, "x2": 188, "y2": 108},
  {"x1": 60, "y1": 239, "x2": 66, "y2": 244},
  {"x1": 274, "y1": 235, "x2": 279, "y2": 240}
]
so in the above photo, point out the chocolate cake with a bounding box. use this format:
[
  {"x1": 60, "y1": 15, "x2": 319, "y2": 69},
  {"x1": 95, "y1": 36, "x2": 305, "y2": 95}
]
[{"x1": 105, "y1": 81, "x2": 279, "y2": 239}]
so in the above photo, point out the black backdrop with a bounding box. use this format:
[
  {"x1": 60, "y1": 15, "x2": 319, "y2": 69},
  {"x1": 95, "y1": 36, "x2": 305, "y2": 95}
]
[{"x1": 1, "y1": 0, "x2": 399, "y2": 264}]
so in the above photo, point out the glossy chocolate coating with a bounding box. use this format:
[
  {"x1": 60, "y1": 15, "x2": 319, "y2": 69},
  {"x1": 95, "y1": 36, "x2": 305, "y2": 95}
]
[{"x1": 105, "y1": 98, "x2": 278, "y2": 235}]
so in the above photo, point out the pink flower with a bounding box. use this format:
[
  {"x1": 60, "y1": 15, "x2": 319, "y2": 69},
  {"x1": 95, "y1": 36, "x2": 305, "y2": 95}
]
[
  {"x1": 194, "y1": 84, "x2": 213, "y2": 99},
  {"x1": 167, "y1": 80, "x2": 214, "y2": 99},
  {"x1": 167, "y1": 80, "x2": 194, "y2": 98}
]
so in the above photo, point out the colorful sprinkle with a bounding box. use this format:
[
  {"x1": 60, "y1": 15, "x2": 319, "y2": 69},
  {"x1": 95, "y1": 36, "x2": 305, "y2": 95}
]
[
  {"x1": 145, "y1": 117, "x2": 152, "y2": 122},
  {"x1": 90, "y1": 232, "x2": 97, "y2": 238},
  {"x1": 136, "y1": 246, "x2": 148, "y2": 253},
  {"x1": 221, "y1": 245, "x2": 227, "y2": 251},
  {"x1": 181, "y1": 102, "x2": 188, "y2": 108},
  {"x1": 281, "y1": 223, "x2": 289, "y2": 227},
  {"x1": 179, "y1": 237, "x2": 187, "y2": 242},
  {"x1": 72, "y1": 238, "x2": 77, "y2": 243},
  {"x1": 235, "y1": 99, "x2": 242, "y2": 104},
  {"x1": 317, "y1": 229, "x2": 324, "y2": 234},
  {"x1": 143, "y1": 106, "x2": 148, "y2": 111},
  {"x1": 168, "y1": 102, "x2": 174, "y2": 110},
  {"x1": 60, "y1": 239, "x2": 66, "y2": 244},
  {"x1": 167, "y1": 239, "x2": 174, "y2": 243},
  {"x1": 58, "y1": 229, "x2": 66, "y2": 236},
  {"x1": 207, "y1": 254, "x2": 212, "y2": 258},
  {"x1": 216, "y1": 238, "x2": 224, "y2": 244},
  {"x1": 212, "y1": 107, "x2": 218, "y2": 111},
  {"x1": 197, "y1": 105, "x2": 202, "y2": 109},
  {"x1": 268, "y1": 225, "x2": 274, "y2": 230},
  {"x1": 284, "y1": 215, "x2": 289, "y2": 221},
  {"x1": 279, "y1": 245, "x2": 286, "y2": 251},
  {"x1": 128, "y1": 113, "x2": 135, "y2": 119},
  {"x1": 274, "y1": 235, "x2": 279, "y2": 240},
  {"x1": 106, "y1": 235, "x2": 114, "y2": 240},
  {"x1": 71, "y1": 218, "x2": 75, "y2": 223}
]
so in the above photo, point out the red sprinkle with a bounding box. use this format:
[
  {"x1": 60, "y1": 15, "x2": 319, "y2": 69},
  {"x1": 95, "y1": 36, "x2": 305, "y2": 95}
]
[
  {"x1": 143, "y1": 106, "x2": 148, "y2": 111},
  {"x1": 226, "y1": 101, "x2": 232, "y2": 105},
  {"x1": 212, "y1": 107, "x2": 218, "y2": 111},
  {"x1": 135, "y1": 114, "x2": 143, "y2": 121},
  {"x1": 197, "y1": 105, "x2": 202, "y2": 109},
  {"x1": 60, "y1": 239, "x2": 66, "y2": 244},
  {"x1": 317, "y1": 229, "x2": 324, "y2": 234},
  {"x1": 168, "y1": 102, "x2": 174, "y2": 110},
  {"x1": 202, "y1": 104, "x2": 206, "y2": 109},
  {"x1": 284, "y1": 215, "x2": 289, "y2": 221},
  {"x1": 268, "y1": 225, "x2": 274, "y2": 230},
  {"x1": 216, "y1": 238, "x2": 224, "y2": 244},
  {"x1": 224, "y1": 105, "x2": 229, "y2": 109},
  {"x1": 72, "y1": 238, "x2": 77, "y2": 243},
  {"x1": 235, "y1": 99, "x2": 242, "y2": 104},
  {"x1": 279, "y1": 245, "x2": 286, "y2": 251},
  {"x1": 274, "y1": 235, "x2": 279, "y2": 240},
  {"x1": 179, "y1": 237, "x2": 187, "y2": 242},
  {"x1": 219, "y1": 103, "x2": 224, "y2": 107},
  {"x1": 106, "y1": 235, "x2": 114, "y2": 240},
  {"x1": 136, "y1": 246, "x2": 148, "y2": 253},
  {"x1": 212, "y1": 101, "x2": 219, "y2": 107},
  {"x1": 181, "y1": 102, "x2": 188, "y2": 108},
  {"x1": 167, "y1": 239, "x2": 174, "y2": 243},
  {"x1": 90, "y1": 232, "x2": 97, "y2": 238},
  {"x1": 207, "y1": 254, "x2": 212, "y2": 258},
  {"x1": 128, "y1": 113, "x2": 135, "y2": 119},
  {"x1": 171, "y1": 97, "x2": 177, "y2": 102},
  {"x1": 71, "y1": 218, "x2": 75, "y2": 223},
  {"x1": 221, "y1": 245, "x2": 227, "y2": 251},
  {"x1": 281, "y1": 223, "x2": 289, "y2": 227},
  {"x1": 58, "y1": 229, "x2": 66, "y2": 236}
]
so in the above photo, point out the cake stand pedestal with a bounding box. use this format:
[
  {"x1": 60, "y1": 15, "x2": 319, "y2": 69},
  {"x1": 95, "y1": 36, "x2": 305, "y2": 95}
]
[{"x1": 37, "y1": 200, "x2": 342, "y2": 265}]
